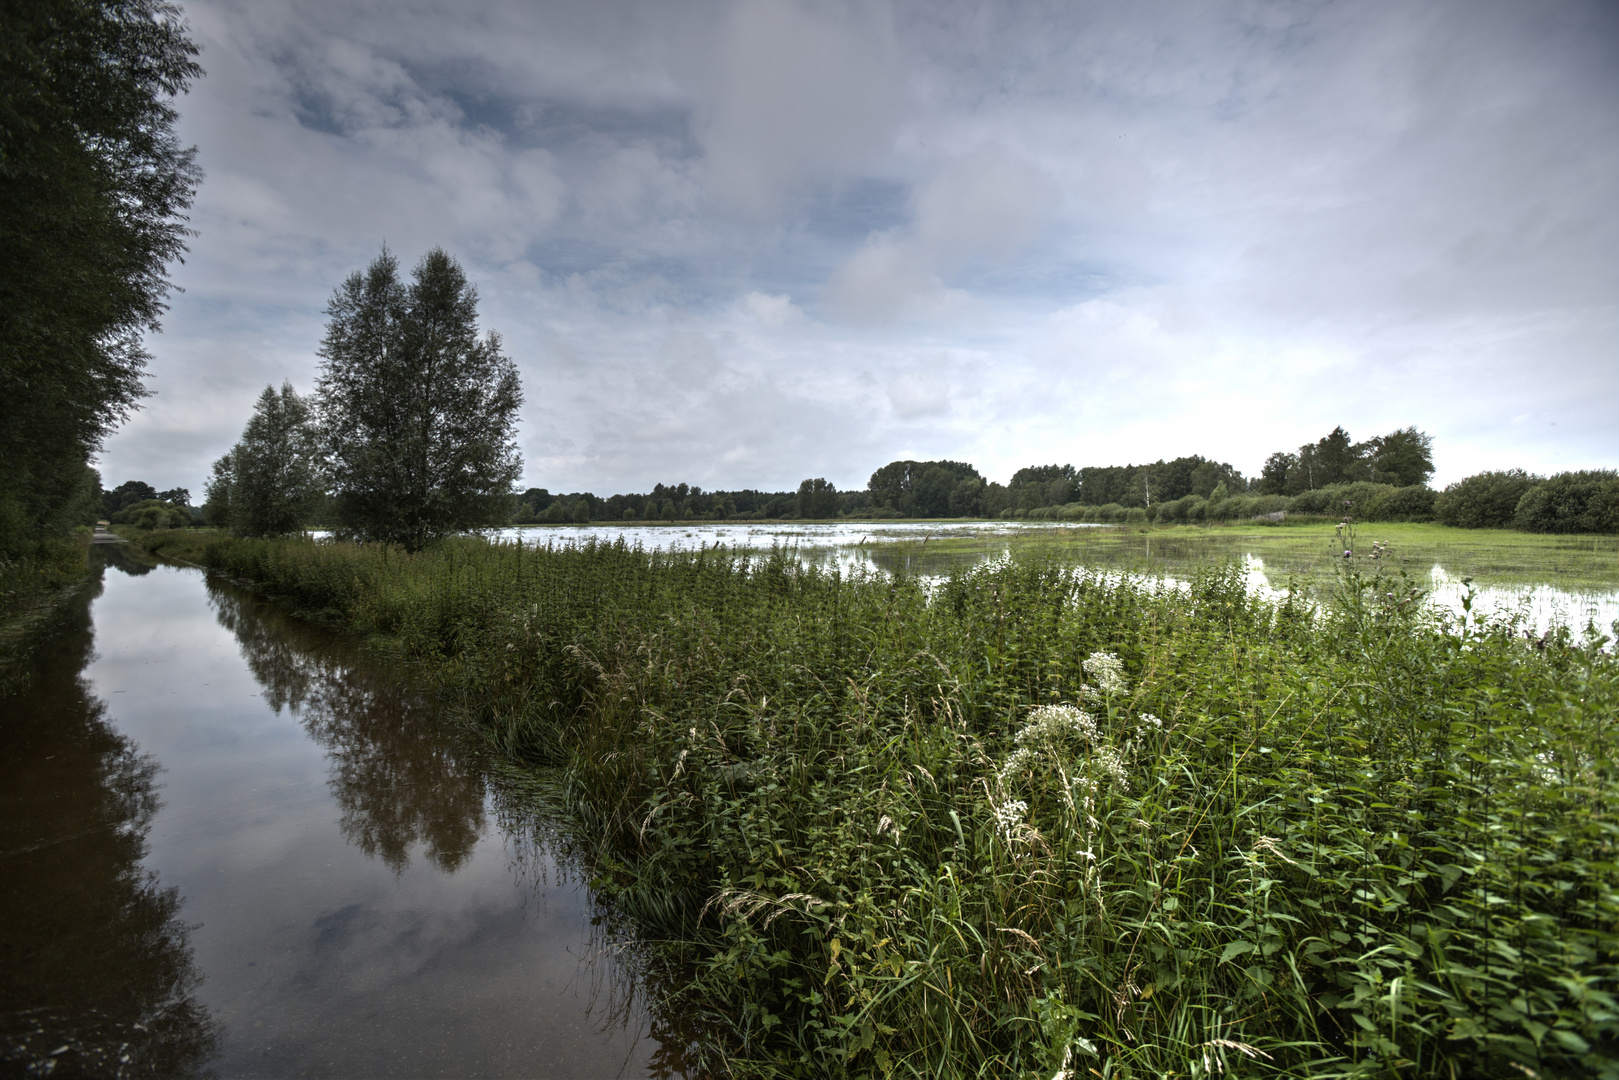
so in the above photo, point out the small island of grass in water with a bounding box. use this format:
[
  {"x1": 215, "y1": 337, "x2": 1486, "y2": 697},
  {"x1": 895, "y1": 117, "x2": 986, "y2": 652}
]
[{"x1": 122, "y1": 524, "x2": 1619, "y2": 1079}]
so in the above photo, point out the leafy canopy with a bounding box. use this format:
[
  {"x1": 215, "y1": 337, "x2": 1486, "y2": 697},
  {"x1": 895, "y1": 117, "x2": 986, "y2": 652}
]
[
  {"x1": 0, "y1": 0, "x2": 201, "y2": 552},
  {"x1": 316, "y1": 248, "x2": 523, "y2": 551}
]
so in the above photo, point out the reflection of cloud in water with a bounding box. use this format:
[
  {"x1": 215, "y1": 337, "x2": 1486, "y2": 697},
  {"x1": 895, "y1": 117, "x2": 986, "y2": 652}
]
[
  {"x1": 1425, "y1": 564, "x2": 1618, "y2": 638},
  {"x1": 206, "y1": 584, "x2": 486, "y2": 873},
  {"x1": 1238, "y1": 554, "x2": 1617, "y2": 639}
]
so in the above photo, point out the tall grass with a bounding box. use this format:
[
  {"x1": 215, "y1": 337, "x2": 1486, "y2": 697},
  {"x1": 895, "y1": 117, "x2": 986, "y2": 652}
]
[{"x1": 131, "y1": 528, "x2": 1619, "y2": 1077}]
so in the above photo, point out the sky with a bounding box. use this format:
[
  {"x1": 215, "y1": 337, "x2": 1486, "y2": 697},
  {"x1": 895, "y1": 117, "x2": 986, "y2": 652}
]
[{"x1": 103, "y1": 0, "x2": 1619, "y2": 497}]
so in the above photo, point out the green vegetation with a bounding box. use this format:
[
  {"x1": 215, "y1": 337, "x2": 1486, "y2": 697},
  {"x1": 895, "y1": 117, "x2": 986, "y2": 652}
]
[
  {"x1": 316, "y1": 247, "x2": 523, "y2": 550},
  {"x1": 203, "y1": 381, "x2": 323, "y2": 536},
  {"x1": 124, "y1": 526, "x2": 1619, "y2": 1077},
  {"x1": 0, "y1": 0, "x2": 200, "y2": 561}
]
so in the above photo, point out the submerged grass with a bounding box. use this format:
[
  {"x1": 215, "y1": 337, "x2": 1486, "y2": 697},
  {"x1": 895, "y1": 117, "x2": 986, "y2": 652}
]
[
  {"x1": 129, "y1": 527, "x2": 1619, "y2": 1078},
  {"x1": 864, "y1": 521, "x2": 1619, "y2": 593}
]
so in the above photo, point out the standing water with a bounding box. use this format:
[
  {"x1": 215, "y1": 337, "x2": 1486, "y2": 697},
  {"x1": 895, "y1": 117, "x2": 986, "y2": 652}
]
[{"x1": 1, "y1": 546, "x2": 686, "y2": 1077}]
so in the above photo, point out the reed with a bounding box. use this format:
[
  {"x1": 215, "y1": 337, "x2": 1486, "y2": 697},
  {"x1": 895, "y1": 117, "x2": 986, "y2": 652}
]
[{"x1": 127, "y1": 527, "x2": 1619, "y2": 1077}]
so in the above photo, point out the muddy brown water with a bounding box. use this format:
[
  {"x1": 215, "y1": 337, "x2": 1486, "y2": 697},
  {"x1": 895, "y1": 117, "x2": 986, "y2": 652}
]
[{"x1": 1, "y1": 547, "x2": 688, "y2": 1078}]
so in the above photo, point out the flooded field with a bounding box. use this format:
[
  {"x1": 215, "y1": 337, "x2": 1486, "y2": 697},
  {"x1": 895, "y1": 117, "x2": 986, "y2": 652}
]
[
  {"x1": 0, "y1": 546, "x2": 684, "y2": 1078},
  {"x1": 495, "y1": 520, "x2": 1619, "y2": 639}
]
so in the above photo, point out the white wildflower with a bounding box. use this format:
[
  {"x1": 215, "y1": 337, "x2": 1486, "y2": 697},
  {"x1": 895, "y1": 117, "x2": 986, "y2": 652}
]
[
  {"x1": 1081, "y1": 651, "x2": 1128, "y2": 698},
  {"x1": 994, "y1": 800, "x2": 1028, "y2": 835}
]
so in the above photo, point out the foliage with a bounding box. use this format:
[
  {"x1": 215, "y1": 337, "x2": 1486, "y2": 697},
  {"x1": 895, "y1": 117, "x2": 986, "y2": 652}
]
[
  {"x1": 153, "y1": 528, "x2": 1619, "y2": 1079},
  {"x1": 0, "y1": 0, "x2": 200, "y2": 558},
  {"x1": 205, "y1": 382, "x2": 322, "y2": 537},
  {"x1": 1514, "y1": 470, "x2": 1619, "y2": 535},
  {"x1": 1256, "y1": 428, "x2": 1433, "y2": 496},
  {"x1": 868, "y1": 460, "x2": 984, "y2": 517},
  {"x1": 108, "y1": 498, "x2": 187, "y2": 530},
  {"x1": 797, "y1": 478, "x2": 839, "y2": 519},
  {"x1": 1434, "y1": 470, "x2": 1542, "y2": 529},
  {"x1": 316, "y1": 247, "x2": 522, "y2": 551}
]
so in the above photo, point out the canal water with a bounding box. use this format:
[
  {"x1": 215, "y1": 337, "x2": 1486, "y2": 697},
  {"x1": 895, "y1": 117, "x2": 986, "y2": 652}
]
[{"x1": 0, "y1": 546, "x2": 684, "y2": 1078}]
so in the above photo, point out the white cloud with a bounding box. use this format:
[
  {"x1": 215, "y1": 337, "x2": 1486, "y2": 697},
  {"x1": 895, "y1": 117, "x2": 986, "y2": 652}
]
[{"x1": 743, "y1": 291, "x2": 804, "y2": 327}]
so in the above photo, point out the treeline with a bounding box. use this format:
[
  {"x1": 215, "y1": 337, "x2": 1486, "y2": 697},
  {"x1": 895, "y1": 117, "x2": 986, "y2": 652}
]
[{"x1": 0, "y1": 1, "x2": 201, "y2": 609}]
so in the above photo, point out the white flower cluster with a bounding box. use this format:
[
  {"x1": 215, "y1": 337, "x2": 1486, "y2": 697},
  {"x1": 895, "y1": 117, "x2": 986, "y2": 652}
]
[
  {"x1": 994, "y1": 799, "x2": 1028, "y2": 835},
  {"x1": 997, "y1": 703, "x2": 1129, "y2": 793},
  {"x1": 997, "y1": 704, "x2": 1096, "y2": 784},
  {"x1": 1081, "y1": 651, "x2": 1128, "y2": 701}
]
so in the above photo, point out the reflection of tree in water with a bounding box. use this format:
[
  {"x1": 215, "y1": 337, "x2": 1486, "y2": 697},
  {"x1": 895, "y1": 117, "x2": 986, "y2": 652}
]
[
  {"x1": 99, "y1": 542, "x2": 161, "y2": 577},
  {"x1": 206, "y1": 583, "x2": 485, "y2": 873},
  {"x1": 0, "y1": 567, "x2": 221, "y2": 1076}
]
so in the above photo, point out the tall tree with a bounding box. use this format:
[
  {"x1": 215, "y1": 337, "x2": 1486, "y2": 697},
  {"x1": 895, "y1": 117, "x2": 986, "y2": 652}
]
[
  {"x1": 316, "y1": 248, "x2": 523, "y2": 551},
  {"x1": 1366, "y1": 426, "x2": 1434, "y2": 487},
  {"x1": 0, "y1": 0, "x2": 201, "y2": 553},
  {"x1": 797, "y1": 478, "x2": 838, "y2": 518},
  {"x1": 207, "y1": 382, "x2": 322, "y2": 537}
]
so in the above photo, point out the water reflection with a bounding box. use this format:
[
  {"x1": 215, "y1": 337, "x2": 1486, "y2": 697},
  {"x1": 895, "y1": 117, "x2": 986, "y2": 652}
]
[
  {"x1": 0, "y1": 554, "x2": 221, "y2": 1077},
  {"x1": 206, "y1": 584, "x2": 485, "y2": 873}
]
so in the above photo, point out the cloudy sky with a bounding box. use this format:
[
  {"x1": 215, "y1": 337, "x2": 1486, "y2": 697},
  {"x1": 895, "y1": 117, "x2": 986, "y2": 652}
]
[{"x1": 106, "y1": 0, "x2": 1618, "y2": 496}]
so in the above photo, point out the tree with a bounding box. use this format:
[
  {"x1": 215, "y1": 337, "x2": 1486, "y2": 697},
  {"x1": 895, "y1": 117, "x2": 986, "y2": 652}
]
[
  {"x1": 316, "y1": 248, "x2": 523, "y2": 551},
  {"x1": 102, "y1": 480, "x2": 158, "y2": 517},
  {"x1": 201, "y1": 452, "x2": 233, "y2": 527},
  {"x1": 0, "y1": 0, "x2": 201, "y2": 555},
  {"x1": 798, "y1": 478, "x2": 838, "y2": 518},
  {"x1": 207, "y1": 382, "x2": 322, "y2": 537},
  {"x1": 868, "y1": 460, "x2": 982, "y2": 517},
  {"x1": 1365, "y1": 427, "x2": 1434, "y2": 488}
]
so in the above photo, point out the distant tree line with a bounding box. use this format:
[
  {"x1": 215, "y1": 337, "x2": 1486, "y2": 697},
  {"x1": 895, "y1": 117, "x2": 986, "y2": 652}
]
[{"x1": 1433, "y1": 469, "x2": 1618, "y2": 534}]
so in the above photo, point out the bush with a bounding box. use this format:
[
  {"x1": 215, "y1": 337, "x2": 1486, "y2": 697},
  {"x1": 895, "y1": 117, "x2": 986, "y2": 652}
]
[
  {"x1": 1371, "y1": 484, "x2": 1437, "y2": 521},
  {"x1": 1244, "y1": 494, "x2": 1289, "y2": 517},
  {"x1": 1514, "y1": 470, "x2": 1619, "y2": 534},
  {"x1": 109, "y1": 499, "x2": 189, "y2": 530},
  {"x1": 1153, "y1": 494, "x2": 1204, "y2": 523},
  {"x1": 1434, "y1": 470, "x2": 1541, "y2": 528}
]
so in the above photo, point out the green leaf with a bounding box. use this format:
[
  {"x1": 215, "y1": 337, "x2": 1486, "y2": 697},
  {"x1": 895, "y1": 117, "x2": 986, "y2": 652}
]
[{"x1": 1220, "y1": 940, "x2": 1256, "y2": 963}]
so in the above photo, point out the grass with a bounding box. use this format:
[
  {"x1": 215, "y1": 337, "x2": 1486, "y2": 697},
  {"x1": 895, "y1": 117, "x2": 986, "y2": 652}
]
[
  {"x1": 123, "y1": 526, "x2": 1619, "y2": 1078},
  {"x1": 860, "y1": 521, "x2": 1619, "y2": 593}
]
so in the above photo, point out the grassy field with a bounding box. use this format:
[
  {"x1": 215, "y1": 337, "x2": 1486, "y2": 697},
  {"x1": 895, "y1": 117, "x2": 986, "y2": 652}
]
[{"x1": 121, "y1": 526, "x2": 1619, "y2": 1078}]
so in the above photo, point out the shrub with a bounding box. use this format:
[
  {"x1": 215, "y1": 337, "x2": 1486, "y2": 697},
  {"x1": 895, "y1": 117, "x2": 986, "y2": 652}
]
[
  {"x1": 1371, "y1": 484, "x2": 1437, "y2": 521},
  {"x1": 1514, "y1": 470, "x2": 1619, "y2": 534},
  {"x1": 109, "y1": 499, "x2": 189, "y2": 530},
  {"x1": 1434, "y1": 470, "x2": 1540, "y2": 528}
]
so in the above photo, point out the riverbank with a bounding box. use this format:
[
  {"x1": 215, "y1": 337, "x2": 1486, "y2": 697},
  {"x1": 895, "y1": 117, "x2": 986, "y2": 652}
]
[
  {"x1": 0, "y1": 531, "x2": 95, "y2": 694},
  {"x1": 119, "y1": 528, "x2": 1619, "y2": 1077}
]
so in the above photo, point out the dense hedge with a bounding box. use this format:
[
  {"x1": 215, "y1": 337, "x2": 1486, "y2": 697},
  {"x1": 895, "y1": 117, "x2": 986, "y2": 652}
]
[{"x1": 1513, "y1": 470, "x2": 1619, "y2": 534}]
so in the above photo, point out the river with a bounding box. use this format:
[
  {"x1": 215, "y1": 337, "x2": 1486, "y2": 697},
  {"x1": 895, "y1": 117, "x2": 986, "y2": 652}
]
[{"x1": 0, "y1": 545, "x2": 685, "y2": 1078}]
